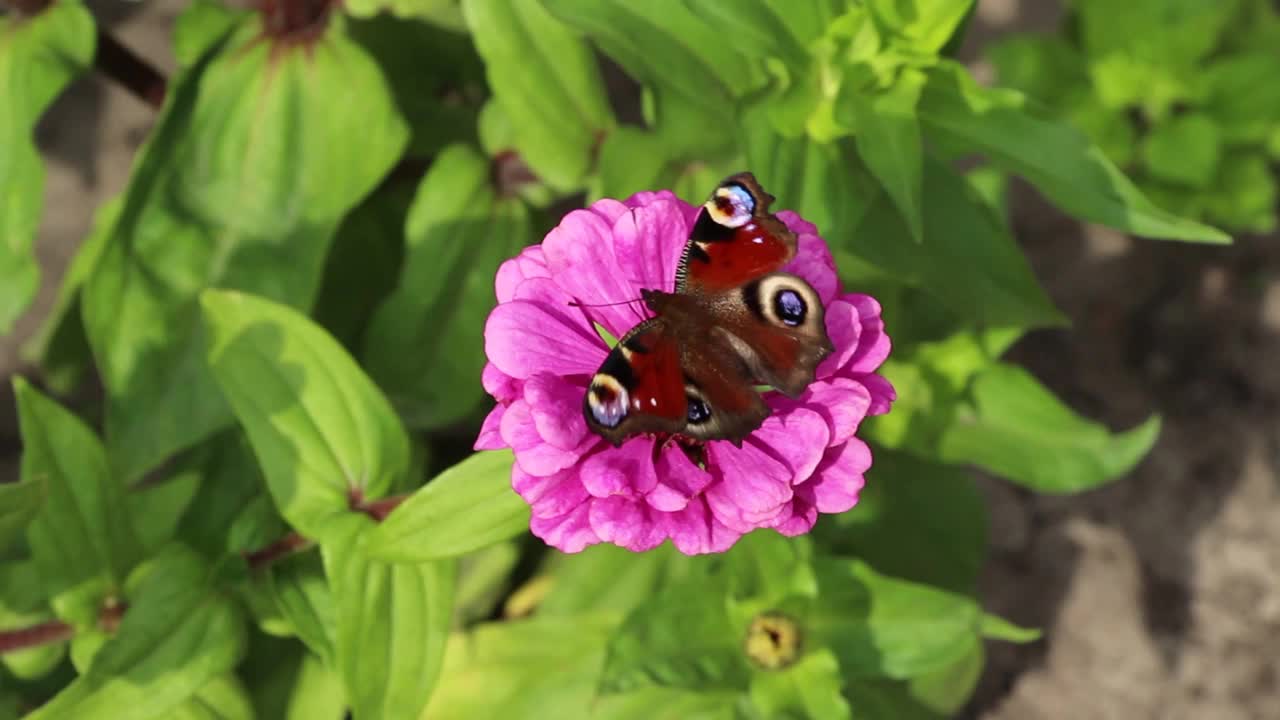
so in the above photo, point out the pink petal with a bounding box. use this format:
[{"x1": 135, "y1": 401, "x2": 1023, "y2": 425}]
[
  {"x1": 589, "y1": 197, "x2": 632, "y2": 225},
  {"x1": 798, "y1": 377, "x2": 873, "y2": 446},
  {"x1": 807, "y1": 438, "x2": 872, "y2": 513},
  {"x1": 843, "y1": 294, "x2": 891, "y2": 374},
  {"x1": 502, "y1": 400, "x2": 597, "y2": 477},
  {"x1": 543, "y1": 209, "x2": 649, "y2": 339},
  {"x1": 661, "y1": 497, "x2": 742, "y2": 555},
  {"x1": 859, "y1": 373, "x2": 896, "y2": 416},
  {"x1": 524, "y1": 373, "x2": 590, "y2": 451},
  {"x1": 495, "y1": 246, "x2": 550, "y2": 303},
  {"x1": 530, "y1": 503, "x2": 600, "y2": 553},
  {"x1": 704, "y1": 441, "x2": 793, "y2": 532},
  {"x1": 512, "y1": 464, "x2": 589, "y2": 519},
  {"x1": 611, "y1": 199, "x2": 689, "y2": 294},
  {"x1": 817, "y1": 298, "x2": 864, "y2": 378},
  {"x1": 769, "y1": 496, "x2": 818, "y2": 537},
  {"x1": 482, "y1": 362, "x2": 522, "y2": 404},
  {"x1": 646, "y1": 444, "x2": 713, "y2": 512},
  {"x1": 589, "y1": 496, "x2": 666, "y2": 552},
  {"x1": 485, "y1": 299, "x2": 606, "y2": 380},
  {"x1": 779, "y1": 211, "x2": 839, "y2": 305},
  {"x1": 747, "y1": 406, "x2": 829, "y2": 483},
  {"x1": 474, "y1": 404, "x2": 506, "y2": 450},
  {"x1": 580, "y1": 438, "x2": 658, "y2": 498}
]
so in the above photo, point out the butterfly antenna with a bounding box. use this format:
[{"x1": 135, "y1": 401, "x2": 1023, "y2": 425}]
[{"x1": 568, "y1": 298, "x2": 645, "y2": 308}]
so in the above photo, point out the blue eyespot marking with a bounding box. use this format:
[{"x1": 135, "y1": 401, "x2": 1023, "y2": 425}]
[
  {"x1": 774, "y1": 289, "x2": 806, "y2": 326},
  {"x1": 588, "y1": 379, "x2": 629, "y2": 428},
  {"x1": 686, "y1": 395, "x2": 712, "y2": 424},
  {"x1": 709, "y1": 184, "x2": 755, "y2": 228}
]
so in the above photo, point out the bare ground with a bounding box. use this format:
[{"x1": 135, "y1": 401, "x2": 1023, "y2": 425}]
[{"x1": 3, "y1": 1, "x2": 1279, "y2": 718}]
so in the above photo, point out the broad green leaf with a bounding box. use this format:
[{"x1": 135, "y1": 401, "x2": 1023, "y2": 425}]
[
  {"x1": 749, "y1": 649, "x2": 851, "y2": 720},
  {"x1": 345, "y1": 0, "x2": 463, "y2": 27},
  {"x1": 174, "y1": 432, "x2": 267, "y2": 560},
  {"x1": 845, "y1": 67, "x2": 926, "y2": 242},
  {"x1": 543, "y1": 0, "x2": 757, "y2": 154},
  {"x1": 202, "y1": 290, "x2": 410, "y2": 538},
  {"x1": 365, "y1": 450, "x2": 526, "y2": 562},
  {"x1": 724, "y1": 532, "x2": 816, "y2": 608},
  {"x1": 848, "y1": 156, "x2": 1064, "y2": 329},
  {"x1": 83, "y1": 15, "x2": 408, "y2": 483},
  {"x1": 464, "y1": 0, "x2": 613, "y2": 191},
  {"x1": 824, "y1": 449, "x2": 986, "y2": 594},
  {"x1": 591, "y1": 127, "x2": 742, "y2": 204},
  {"x1": 1202, "y1": 152, "x2": 1278, "y2": 234},
  {"x1": 0, "y1": 0, "x2": 94, "y2": 334},
  {"x1": 539, "y1": 543, "x2": 684, "y2": 619},
  {"x1": 980, "y1": 613, "x2": 1041, "y2": 644},
  {"x1": 918, "y1": 62, "x2": 1230, "y2": 244},
  {"x1": 596, "y1": 688, "x2": 744, "y2": 720},
  {"x1": 844, "y1": 639, "x2": 983, "y2": 719},
  {"x1": 0, "y1": 474, "x2": 44, "y2": 552},
  {"x1": 809, "y1": 559, "x2": 979, "y2": 679},
  {"x1": 423, "y1": 616, "x2": 616, "y2": 720},
  {"x1": 938, "y1": 363, "x2": 1162, "y2": 493},
  {"x1": 282, "y1": 652, "x2": 347, "y2": 720},
  {"x1": 1203, "y1": 53, "x2": 1280, "y2": 144},
  {"x1": 15, "y1": 378, "x2": 141, "y2": 594},
  {"x1": 168, "y1": 675, "x2": 255, "y2": 720},
  {"x1": 600, "y1": 575, "x2": 748, "y2": 694},
  {"x1": 683, "y1": 1, "x2": 808, "y2": 68},
  {"x1": 985, "y1": 35, "x2": 1087, "y2": 105},
  {"x1": 27, "y1": 545, "x2": 247, "y2": 720},
  {"x1": 1140, "y1": 114, "x2": 1221, "y2": 188},
  {"x1": 362, "y1": 145, "x2": 531, "y2": 429},
  {"x1": 323, "y1": 517, "x2": 455, "y2": 720},
  {"x1": 453, "y1": 541, "x2": 520, "y2": 624},
  {"x1": 268, "y1": 551, "x2": 335, "y2": 665},
  {"x1": 868, "y1": 0, "x2": 975, "y2": 52},
  {"x1": 172, "y1": 0, "x2": 243, "y2": 68},
  {"x1": 126, "y1": 470, "x2": 200, "y2": 554}
]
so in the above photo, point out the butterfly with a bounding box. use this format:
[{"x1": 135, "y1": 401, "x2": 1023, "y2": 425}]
[{"x1": 583, "y1": 173, "x2": 834, "y2": 447}]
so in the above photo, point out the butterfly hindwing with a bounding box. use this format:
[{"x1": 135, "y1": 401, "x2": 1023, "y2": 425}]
[{"x1": 584, "y1": 319, "x2": 688, "y2": 446}]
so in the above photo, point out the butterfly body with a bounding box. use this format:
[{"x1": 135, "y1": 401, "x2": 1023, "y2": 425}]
[{"x1": 584, "y1": 174, "x2": 834, "y2": 447}]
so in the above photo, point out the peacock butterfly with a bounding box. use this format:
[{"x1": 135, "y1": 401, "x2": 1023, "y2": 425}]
[{"x1": 583, "y1": 173, "x2": 834, "y2": 447}]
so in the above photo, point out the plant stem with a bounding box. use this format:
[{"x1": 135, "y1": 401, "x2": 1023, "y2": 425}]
[{"x1": 95, "y1": 29, "x2": 167, "y2": 110}]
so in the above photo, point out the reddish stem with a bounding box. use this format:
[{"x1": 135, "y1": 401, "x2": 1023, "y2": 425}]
[
  {"x1": 0, "y1": 619, "x2": 74, "y2": 655},
  {"x1": 242, "y1": 532, "x2": 313, "y2": 570},
  {"x1": 95, "y1": 29, "x2": 167, "y2": 110}
]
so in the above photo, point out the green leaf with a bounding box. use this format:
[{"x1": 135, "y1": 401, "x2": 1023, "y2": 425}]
[
  {"x1": 0, "y1": 474, "x2": 45, "y2": 552},
  {"x1": 1203, "y1": 53, "x2": 1280, "y2": 144},
  {"x1": 464, "y1": 0, "x2": 613, "y2": 191},
  {"x1": 202, "y1": 290, "x2": 410, "y2": 538},
  {"x1": 27, "y1": 545, "x2": 247, "y2": 720},
  {"x1": 323, "y1": 517, "x2": 456, "y2": 720},
  {"x1": 268, "y1": 551, "x2": 336, "y2": 665},
  {"x1": 0, "y1": 1, "x2": 94, "y2": 334},
  {"x1": 365, "y1": 450, "x2": 526, "y2": 562},
  {"x1": 938, "y1": 363, "x2": 1162, "y2": 493},
  {"x1": 15, "y1": 378, "x2": 141, "y2": 594},
  {"x1": 809, "y1": 559, "x2": 980, "y2": 679},
  {"x1": 345, "y1": 0, "x2": 464, "y2": 28},
  {"x1": 172, "y1": 0, "x2": 243, "y2": 68},
  {"x1": 985, "y1": 35, "x2": 1088, "y2": 105},
  {"x1": 539, "y1": 543, "x2": 684, "y2": 619},
  {"x1": 173, "y1": 432, "x2": 266, "y2": 560},
  {"x1": 846, "y1": 67, "x2": 927, "y2": 243},
  {"x1": 597, "y1": 687, "x2": 745, "y2": 720},
  {"x1": 168, "y1": 675, "x2": 256, "y2": 720},
  {"x1": 980, "y1": 613, "x2": 1041, "y2": 644},
  {"x1": 849, "y1": 156, "x2": 1065, "y2": 329},
  {"x1": 868, "y1": 0, "x2": 976, "y2": 52},
  {"x1": 844, "y1": 639, "x2": 983, "y2": 719},
  {"x1": 362, "y1": 145, "x2": 531, "y2": 429},
  {"x1": 683, "y1": 0, "x2": 808, "y2": 68},
  {"x1": 1141, "y1": 113, "x2": 1221, "y2": 188},
  {"x1": 422, "y1": 616, "x2": 616, "y2": 720},
  {"x1": 82, "y1": 15, "x2": 409, "y2": 483},
  {"x1": 0, "y1": 580, "x2": 66, "y2": 680},
  {"x1": 281, "y1": 652, "x2": 346, "y2": 720},
  {"x1": 823, "y1": 449, "x2": 986, "y2": 594},
  {"x1": 1202, "y1": 152, "x2": 1278, "y2": 234},
  {"x1": 600, "y1": 576, "x2": 749, "y2": 695},
  {"x1": 543, "y1": 0, "x2": 757, "y2": 154},
  {"x1": 918, "y1": 62, "x2": 1230, "y2": 244},
  {"x1": 749, "y1": 649, "x2": 851, "y2": 720},
  {"x1": 126, "y1": 470, "x2": 200, "y2": 554}
]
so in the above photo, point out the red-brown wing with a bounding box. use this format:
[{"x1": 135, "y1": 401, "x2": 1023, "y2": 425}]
[
  {"x1": 583, "y1": 319, "x2": 688, "y2": 446},
  {"x1": 676, "y1": 173, "x2": 798, "y2": 293}
]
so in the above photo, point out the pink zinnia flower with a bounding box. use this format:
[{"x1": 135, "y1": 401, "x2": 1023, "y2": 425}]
[{"x1": 476, "y1": 189, "x2": 894, "y2": 555}]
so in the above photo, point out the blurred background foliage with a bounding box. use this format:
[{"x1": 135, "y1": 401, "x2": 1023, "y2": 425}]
[{"x1": 0, "y1": 0, "x2": 1253, "y2": 718}]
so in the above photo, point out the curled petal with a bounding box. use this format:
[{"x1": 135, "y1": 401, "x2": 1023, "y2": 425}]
[
  {"x1": 474, "y1": 404, "x2": 506, "y2": 451},
  {"x1": 747, "y1": 406, "x2": 829, "y2": 483},
  {"x1": 859, "y1": 373, "x2": 897, "y2": 416},
  {"x1": 481, "y1": 363, "x2": 522, "y2": 404},
  {"x1": 580, "y1": 438, "x2": 658, "y2": 498},
  {"x1": 646, "y1": 445, "x2": 713, "y2": 512},
  {"x1": 495, "y1": 245, "x2": 550, "y2": 303},
  {"x1": 797, "y1": 377, "x2": 873, "y2": 447},
  {"x1": 513, "y1": 464, "x2": 589, "y2": 519},
  {"x1": 843, "y1": 294, "x2": 891, "y2": 374},
  {"x1": 807, "y1": 438, "x2": 872, "y2": 513},
  {"x1": 768, "y1": 495, "x2": 818, "y2": 538},
  {"x1": 524, "y1": 373, "x2": 590, "y2": 451},
  {"x1": 612, "y1": 199, "x2": 689, "y2": 294},
  {"x1": 661, "y1": 497, "x2": 742, "y2": 555},
  {"x1": 530, "y1": 504, "x2": 600, "y2": 553},
  {"x1": 704, "y1": 441, "x2": 793, "y2": 531},
  {"x1": 503, "y1": 400, "x2": 598, "y2": 477},
  {"x1": 817, "y1": 298, "x2": 865, "y2": 378},
  {"x1": 589, "y1": 496, "x2": 666, "y2": 552}
]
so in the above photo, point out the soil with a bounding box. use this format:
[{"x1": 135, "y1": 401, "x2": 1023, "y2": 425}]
[{"x1": 2, "y1": 1, "x2": 1278, "y2": 718}]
